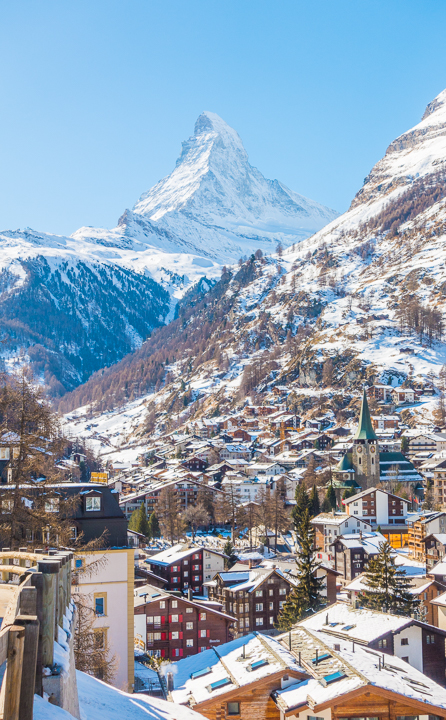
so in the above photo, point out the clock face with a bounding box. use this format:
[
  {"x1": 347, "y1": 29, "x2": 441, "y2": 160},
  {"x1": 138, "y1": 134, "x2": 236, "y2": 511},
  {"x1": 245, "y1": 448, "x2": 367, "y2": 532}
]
[
  {"x1": 370, "y1": 446, "x2": 376, "y2": 453},
  {"x1": 356, "y1": 446, "x2": 362, "y2": 454}
]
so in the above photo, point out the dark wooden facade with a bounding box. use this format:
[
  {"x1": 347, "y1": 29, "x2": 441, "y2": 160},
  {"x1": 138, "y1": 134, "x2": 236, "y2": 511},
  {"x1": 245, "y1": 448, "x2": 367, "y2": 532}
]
[
  {"x1": 207, "y1": 569, "x2": 293, "y2": 635},
  {"x1": 135, "y1": 594, "x2": 234, "y2": 659}
]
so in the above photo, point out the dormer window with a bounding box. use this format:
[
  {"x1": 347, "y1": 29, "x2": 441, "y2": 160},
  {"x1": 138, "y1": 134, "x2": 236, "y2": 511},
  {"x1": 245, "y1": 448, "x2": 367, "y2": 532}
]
[{"x1": 86, "y1": 495, "x2": 101, "y2": 511}]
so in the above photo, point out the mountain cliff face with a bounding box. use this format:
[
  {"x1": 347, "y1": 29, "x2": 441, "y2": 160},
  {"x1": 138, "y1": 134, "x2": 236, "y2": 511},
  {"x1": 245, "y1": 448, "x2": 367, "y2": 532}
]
[
  {"x1": 60, "y1": 88, "x2": 446, "y2": 449},
  {"x1": 1, "y1": 113, "x2": 334, "y2": 393},
  {"x1": 74, "y1": 111, "x2": 338, "y2": 264}
]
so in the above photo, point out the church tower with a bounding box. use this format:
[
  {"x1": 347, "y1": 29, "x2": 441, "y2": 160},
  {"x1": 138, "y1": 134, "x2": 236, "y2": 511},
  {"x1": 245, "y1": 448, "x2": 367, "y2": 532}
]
[{"x1": 352, "y1": 388, "x2": 380, "y2": 488}]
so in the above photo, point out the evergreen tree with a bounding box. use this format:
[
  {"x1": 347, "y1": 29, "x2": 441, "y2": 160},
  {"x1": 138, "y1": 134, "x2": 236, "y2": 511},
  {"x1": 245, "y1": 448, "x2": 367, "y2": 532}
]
[
  {"x1": 128, "y1": 502, "x2": 150, "y2": 538},
  {"x1": 308, "y1": 484, "x2": 320, "y2": 518},
  {"x1": 276, "y1": 509, "x2": 325, "y2": 630},
  {"x1": 223, "y1": 539, "x2": 237, "y2": 569},
  {"x1": 359, "y1": 541, "x2": 420, "y2": 615},
  {"x1": 291, "y1": 483, "x2": 310, "y2": 531},
  {"x1": 148, "y1": 512, "x2": 160, "y2": 539},
  {"x1": 324, "y1": 482, "x2": 337, "y2": 511}
]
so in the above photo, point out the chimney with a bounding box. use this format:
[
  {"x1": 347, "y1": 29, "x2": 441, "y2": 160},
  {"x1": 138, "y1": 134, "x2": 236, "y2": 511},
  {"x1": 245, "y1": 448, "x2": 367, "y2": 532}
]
[
  {"x1": 359, "y1": 530, "x2": 363, "y2": 543},
  {"x1": 188, "y1": 587, "x2": 193, "y2": 601},
  {"x1": 166, "y1": 672, "x2": 174, "y2": 692}
]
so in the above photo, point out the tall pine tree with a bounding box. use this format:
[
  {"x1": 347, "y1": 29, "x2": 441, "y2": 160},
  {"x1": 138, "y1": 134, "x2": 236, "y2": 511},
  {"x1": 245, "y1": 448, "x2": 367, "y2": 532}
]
[
  {"x1": 148, "y1": 512, "x2": 160, "y2": 539},
  {"x1": 276, "y1": 508, "x2": 326, "y2": 630},
  {"x1": 128, "y1": 502, "x2": 150, "y2": 538},
  {"x1": 359, "y1": 541, "x2": 420, "y2": 615},
  {"x1": 292, "y1": 483, "x2": 310, "y2": 530},
  {"x1": 308, "y1": 485, "x2": 320, "y2": 518}
]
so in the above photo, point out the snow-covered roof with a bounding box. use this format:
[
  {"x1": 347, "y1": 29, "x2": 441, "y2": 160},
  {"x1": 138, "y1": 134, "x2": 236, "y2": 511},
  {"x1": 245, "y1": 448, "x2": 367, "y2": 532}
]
[
  {"x1": 168, "y1": 632, "x2": 304, "y2": 706},
  {"x1": 343, "y1": 486, "x2": 409, "y2": 504},
  {"x1": 148, "y1": 544, "x2": 223, "y2": 566},
  {"x1": 275, "y1": 633, "x2": 446, "y2": 713},
  {"x1": 298, "y1": 602, "x2": 416, "y2": 643}
]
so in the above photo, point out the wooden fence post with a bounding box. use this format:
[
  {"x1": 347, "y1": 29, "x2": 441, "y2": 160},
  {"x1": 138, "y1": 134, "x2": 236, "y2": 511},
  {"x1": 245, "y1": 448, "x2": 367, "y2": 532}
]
[
  {"x1": 4, "y1": 624, "x2": 25, "y2": 720},
  {"x1": 37, "y1": 560, "x2": 60, "y2": 668},
  {"x1": 31, "y1": 573, "x2": 44, "y2": 697},
  {"x1": 15, "y1": 615, "x2": 39, "y2": 720}
]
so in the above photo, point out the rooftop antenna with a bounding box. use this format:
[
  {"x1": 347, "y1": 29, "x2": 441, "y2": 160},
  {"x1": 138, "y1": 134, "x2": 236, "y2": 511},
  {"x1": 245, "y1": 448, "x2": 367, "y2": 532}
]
[
  {"x1": 352, "y1": 641, "x2": 355, "y2": 653},
  {"x1": 242, "y1": 644, "x2": 246, "y2": 659},
  {"x1": 298, "y1": 651, "x2": 301, "y2": 666},
  {"x1": 325, "y1": 613, "x2": 329, "y2": 626},
  {"x1": 289, "y1": 631, "x2": 292, "y2": 650},
  {"x1": 315, "y1": 649, "x2": 319, "y2": 665}
]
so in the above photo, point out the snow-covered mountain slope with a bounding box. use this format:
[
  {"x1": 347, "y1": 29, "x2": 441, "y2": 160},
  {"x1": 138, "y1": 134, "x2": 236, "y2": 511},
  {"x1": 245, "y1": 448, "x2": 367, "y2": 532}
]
[
  {"x1": 61, "y1": 88, "x2": 446, "y2": 445},
  {"x1": 0, "y1": 112, "x2": 335, "y2": 393},
  {"x1": 73, "y1": 112, "x2": 338, "y2": 264}
]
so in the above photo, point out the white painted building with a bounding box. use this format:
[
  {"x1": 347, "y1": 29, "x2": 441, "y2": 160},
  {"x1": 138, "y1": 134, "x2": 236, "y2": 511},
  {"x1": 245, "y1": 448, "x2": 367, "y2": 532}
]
[
  {"x1": 343, "y1": 487, "x2": 410, "y2": 527},
  {"x1": 73, "y1": 548, "x2": 135, "y2": 691}
]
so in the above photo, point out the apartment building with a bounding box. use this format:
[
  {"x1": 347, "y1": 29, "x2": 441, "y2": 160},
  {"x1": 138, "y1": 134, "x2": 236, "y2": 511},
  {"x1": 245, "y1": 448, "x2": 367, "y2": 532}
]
[{"x1": 147, "y1": 544, "x2": 226, "y2": 595}]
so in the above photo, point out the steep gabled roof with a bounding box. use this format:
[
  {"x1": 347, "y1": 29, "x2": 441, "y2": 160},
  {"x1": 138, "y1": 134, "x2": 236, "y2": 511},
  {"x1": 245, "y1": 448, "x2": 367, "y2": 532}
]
[{"x1": 354, "y1": 389, "x2": 378, "y2": 441}]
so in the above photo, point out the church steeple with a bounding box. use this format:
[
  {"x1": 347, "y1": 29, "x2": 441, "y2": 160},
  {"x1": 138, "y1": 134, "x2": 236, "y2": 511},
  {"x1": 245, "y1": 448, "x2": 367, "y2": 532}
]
[
  {"x1": 352, "y1": 388, "x2": 380, "y2": 488},
  {"x1": 354, "y1": 388, "x2": 378, "y2": 441}
]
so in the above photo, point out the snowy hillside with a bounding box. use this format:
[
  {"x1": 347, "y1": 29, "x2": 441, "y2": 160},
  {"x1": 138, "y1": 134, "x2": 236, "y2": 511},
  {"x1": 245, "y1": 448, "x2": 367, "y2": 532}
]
[
  {"x1": 0, "y1": 112, "x2": 335, "y2": 392},
  {"x1": 61, "y1": 87, "x2": 446, "y2": 446}
]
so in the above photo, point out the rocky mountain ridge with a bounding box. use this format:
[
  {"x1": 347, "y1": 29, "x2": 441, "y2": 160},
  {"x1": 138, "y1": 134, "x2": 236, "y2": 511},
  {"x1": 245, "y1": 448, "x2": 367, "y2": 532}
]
[
  {"x1": 60, "y1": 88, "x2": 446, "y2": 456},
  {"x1": 0, "y1": 113, "x2": 334, "y2": 393}
]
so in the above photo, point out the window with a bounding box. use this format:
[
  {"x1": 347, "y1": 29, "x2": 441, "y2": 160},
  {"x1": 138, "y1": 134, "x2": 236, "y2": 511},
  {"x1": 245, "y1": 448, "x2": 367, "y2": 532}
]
[
  {"x1": 45, "y1": 499, "x2": 59, "y2": 513},
  {"x1": 269, "y1": 616, "x2": 274, "y2": 624},
  {"x1": 255, "y1": 603, "x2": 263, "y2": 612},
  {"x1": 184, "y1": 571, "x2": 188, "y2": 577},
  {"x1": 147, "y1": 616, "x2": 154, "y2": 624},
  {"x1": 401, "y1": 657, "x2": 409, "y2": 663},
  {"x1": 186, "y1": 607, "x2": 193, "y2": 614},
  {"x1": 172, "y1": 600, "x2": 178, "y2": 608},
  {"x1": 75, "y1": 558, "x2": 83, "y2": 569},
  {"x1": 160, "y1": 601, "x2": 166, "y2": 609},
  {"x1": 171, "y1": 615, "x2": 178, "y2": 623},
  {"x1": 193, "y1": 565, "x2": 200, "y2": 571},
  {"x1": 171, "y1": 631, "x2": 179, "y2": 640},
  {"x1": 256, "y1": 618, "x2": 263, "y2": 626},
  {"x1": 307, "y1": 716, "x2": 325, "y2": 720},
  {"x1": 269, "y1": 589, "x2": 273, "y2": 596},
  {"x1": 94, "y1": 593, "x2": 106, "y2": 616},
  {"x1": 401, "y1": 637, "x2": 409, "y2": 646},
  {"x1": 194, "y1": 576, "x2": 200, "y2": 582},
  {"x1": 378, "y1": 638, "x2": 388, "y2": 648},
  {"x1": 279, "y1": 601, "x2": 284, "y2": 609},
  {"x1": 94, "y1": 628, "x2": 106, "y2": 649},
  {"x1": 86, "y1": 496, "x2": 101, "y2": 512},
  {"x1": 186, "y1": 622, "x2": 193, "y2": 630},
  {"x1": 426, "y1": 634, "x2": 435, "y2": 644},
  {"x1": 154, "y1": 632, "x2": 161, "y2": 640},
  {"x1": 154, "y1": 616, "x2": 161, "y2": 625},
  {"x1": 199, "y1": 646, "x2": 207, "y2": 653},
  {"x1": 172, "y1": 577, "x2": 179, "y2": 584},
  {"x1": 184, "y1": 561, "x2": 188, "y2": 566},
  {"x1": 245, "y1": 618, "x2": 249, "y2": 627},
  {"x1": 255, "y1": 590, "x2": 263, "y2": 597},
  {"x1": 269, "y1": 602, "x2": 274, "y2": 610},
  {"x1": 0, "y1": 448, "x2": 9, "y2": 460},
  {"x1": 200, "y1": 629, "x2": 207, "y2": 638},
  {"x1": 199, "y1": 612, "x2": 206, "y2": 621},
  {"x1": 227, "y1": 703, "x2": 240, "y2": 716},
  {"x1": 186, "y1": 639, "x2": 194, "y2": 647},
  {"x1": 239, "y1": 604, "x2": 244, "y2": 613},
  {"x1": 279, "y1": 588, "x2": 286, "y2": 595}
]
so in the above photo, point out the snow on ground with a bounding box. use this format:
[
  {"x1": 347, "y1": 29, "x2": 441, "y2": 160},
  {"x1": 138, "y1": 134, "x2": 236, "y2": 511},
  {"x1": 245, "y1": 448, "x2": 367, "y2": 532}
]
[{"x1": 34, "y1": 670, "x2": 203, "y2": 720}]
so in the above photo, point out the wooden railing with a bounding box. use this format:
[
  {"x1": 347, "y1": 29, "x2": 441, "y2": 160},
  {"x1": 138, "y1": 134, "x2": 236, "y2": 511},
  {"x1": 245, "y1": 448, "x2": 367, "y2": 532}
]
[{"x1": 0, "y1": 549, "x2": 73, "y2": 720}]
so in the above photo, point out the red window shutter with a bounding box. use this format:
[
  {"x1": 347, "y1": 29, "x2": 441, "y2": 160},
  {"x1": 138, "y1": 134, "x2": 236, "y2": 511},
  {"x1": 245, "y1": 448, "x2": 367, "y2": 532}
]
[
  {"x1": 161, "y1": 649, "x2": 166, "y2": 658},
  {"x1": 169, "y1": 632, "x2": 172, "y2": 640},
  {"x1": 207, "y1": 629, "x2": 210, "y2": 637},
  {"x1": 179, "y1": 631, "x2": 183, "y2": 640},
  {"x1": 180, "y1": 648, "x2": 183, "y2": 657},
  {"x1": 161, "y1": 632, "x2": 167, "y2": 640},
  {"x1": 162, "y1": 616, "x2": 166, "y2": 624},
  {"x1": 168, "y1": 615, "x2": 171, "y2": 623},
  {"x1": 179, "y1": 614, "x2": 183, "y2": 622}
]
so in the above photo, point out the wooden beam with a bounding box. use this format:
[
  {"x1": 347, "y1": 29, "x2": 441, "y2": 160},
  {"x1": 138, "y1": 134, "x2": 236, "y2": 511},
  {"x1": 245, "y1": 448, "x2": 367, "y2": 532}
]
[
  {"x1": 16, "y1": 615, "x2": 39, "y2": 720},
  {"x1": 3, "y1": 624, "x2": 25, "y2": 720}
]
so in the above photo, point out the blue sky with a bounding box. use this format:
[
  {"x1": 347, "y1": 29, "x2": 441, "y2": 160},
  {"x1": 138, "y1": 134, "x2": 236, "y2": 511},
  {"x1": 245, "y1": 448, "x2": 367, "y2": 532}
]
[{"x1": 1, "y1": 0, "x2": 446, "y2": 236}]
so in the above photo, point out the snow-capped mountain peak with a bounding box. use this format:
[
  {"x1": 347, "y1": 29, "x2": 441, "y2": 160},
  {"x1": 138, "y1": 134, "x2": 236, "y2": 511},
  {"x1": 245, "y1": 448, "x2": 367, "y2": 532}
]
[{"x1": 127, "y1": 111, "x2": 338, "y2": 261}]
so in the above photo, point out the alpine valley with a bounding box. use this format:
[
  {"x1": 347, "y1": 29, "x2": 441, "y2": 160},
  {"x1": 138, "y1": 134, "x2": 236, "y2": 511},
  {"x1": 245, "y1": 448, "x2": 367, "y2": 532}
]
[
  {"x1": 0, "y1": 112, "x2": 336, "y2": 395},
  {"x1": 60, "y1": 88, "x2": 446, "y2": 461}
]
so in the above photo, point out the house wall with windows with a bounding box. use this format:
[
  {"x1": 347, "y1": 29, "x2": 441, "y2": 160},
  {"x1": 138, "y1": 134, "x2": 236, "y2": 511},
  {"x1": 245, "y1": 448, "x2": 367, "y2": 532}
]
[
  {"x1": 73, "y1": 548, "x2": 134, "y2": 692},
  {"x1": 134, "y1": 592, "x2": 234, "y2": 659}
]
